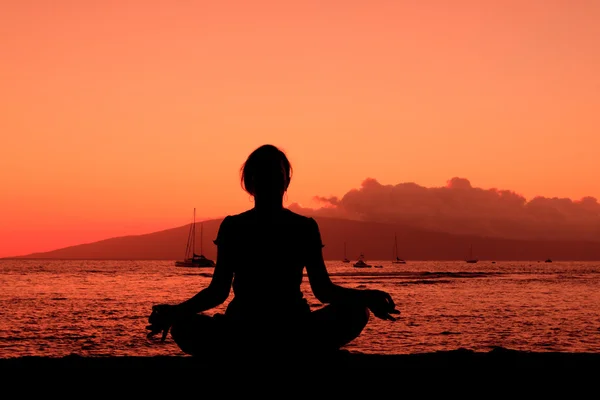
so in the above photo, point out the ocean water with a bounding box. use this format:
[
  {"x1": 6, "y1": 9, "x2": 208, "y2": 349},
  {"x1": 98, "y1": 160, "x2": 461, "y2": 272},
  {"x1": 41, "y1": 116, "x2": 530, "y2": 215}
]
[{"x1": 1, "y1": 259, "x2": 599, "y2": 358}]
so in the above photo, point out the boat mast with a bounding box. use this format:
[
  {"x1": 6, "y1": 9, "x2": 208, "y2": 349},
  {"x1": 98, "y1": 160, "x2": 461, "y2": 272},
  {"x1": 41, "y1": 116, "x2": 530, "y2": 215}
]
[
  {"x1": 184, "y1": 224, "x2": 192, "y2": 260},
  {"x1": 192, "y1": 208, "x2": 196, "y2": 256}
]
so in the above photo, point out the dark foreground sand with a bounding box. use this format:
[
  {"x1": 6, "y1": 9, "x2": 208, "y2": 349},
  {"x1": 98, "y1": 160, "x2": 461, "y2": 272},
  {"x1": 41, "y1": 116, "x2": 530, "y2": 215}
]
[{"x1": 1, "y1": 347, "x2": 599, "y2": 368}]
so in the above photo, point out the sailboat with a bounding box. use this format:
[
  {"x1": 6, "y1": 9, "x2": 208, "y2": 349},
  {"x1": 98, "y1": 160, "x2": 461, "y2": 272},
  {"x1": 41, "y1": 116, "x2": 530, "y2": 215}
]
[
  {"x1": 342, "y1": 242, "x2": 350, "y2": 263},
  {"x1": 353, "y1": 253, "x2": 372, "y2": 268},
  {"x1": 465, "y1": 244, "x2": 478, "y2": 263},
  {"x1": 392, "y1": 233, "x2": 406, "y2": 264},
  {"x1": 175, "y1": 208, "x2": 215, "y2": 268}
]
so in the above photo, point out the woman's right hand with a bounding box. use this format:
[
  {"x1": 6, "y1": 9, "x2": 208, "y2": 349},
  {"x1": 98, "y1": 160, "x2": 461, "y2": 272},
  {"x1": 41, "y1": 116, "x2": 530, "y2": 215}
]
[
  {"x1": 361, "y1": 289, "x2": 400, "y2": 321},
  {"x1": 146, "y1": 304, "x2": 178, "y2": 341}
]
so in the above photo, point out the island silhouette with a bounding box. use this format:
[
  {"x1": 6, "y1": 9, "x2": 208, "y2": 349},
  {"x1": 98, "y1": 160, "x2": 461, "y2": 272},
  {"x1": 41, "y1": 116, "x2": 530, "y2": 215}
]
[{"x1": 8, "y1": 215, "x2": 600, "y2": 261}]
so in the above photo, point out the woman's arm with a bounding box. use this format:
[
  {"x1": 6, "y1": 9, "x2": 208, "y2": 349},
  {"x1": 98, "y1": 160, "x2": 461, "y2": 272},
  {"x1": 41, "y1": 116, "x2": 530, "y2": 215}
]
[
  {"x1": 304, "y1": 218, "x2": 363, "y2": 304},
  {"x1": 176, "y1": 254, "x2": 233, "y2": 315},
  {"x1": 306, "y1": 254, "x2": 364, "y2": 305},
  {"x1": 305, "y1": 218, "x2": 400, "y2": 320},
  {"x1": 146, "y1": 258, "x2": 232, "y2": 340},
  {"x1": 176, "y1": 217, "x2": 234, "y2": 315},
  {"x1": 146, "y1": 217, "x2": 234, "y2": 340}
]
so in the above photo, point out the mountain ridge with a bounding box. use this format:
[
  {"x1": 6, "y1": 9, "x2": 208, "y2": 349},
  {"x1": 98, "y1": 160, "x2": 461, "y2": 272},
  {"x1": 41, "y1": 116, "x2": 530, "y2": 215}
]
[{"x1": 5, "y1": 215, "x2": 600, "y2": 261}]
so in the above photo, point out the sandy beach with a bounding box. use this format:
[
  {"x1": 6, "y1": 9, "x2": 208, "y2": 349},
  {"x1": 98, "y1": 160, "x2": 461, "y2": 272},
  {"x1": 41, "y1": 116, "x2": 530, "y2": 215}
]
[{"x1": 2, "y1": 347, "x2": 598, "y2": 369}]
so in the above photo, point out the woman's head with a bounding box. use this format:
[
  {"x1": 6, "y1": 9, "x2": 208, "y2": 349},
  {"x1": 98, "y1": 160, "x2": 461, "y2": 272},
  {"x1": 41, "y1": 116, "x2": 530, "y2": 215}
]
[{"x1": 241, "y1": 144, "x2": 292, "y2": 198}]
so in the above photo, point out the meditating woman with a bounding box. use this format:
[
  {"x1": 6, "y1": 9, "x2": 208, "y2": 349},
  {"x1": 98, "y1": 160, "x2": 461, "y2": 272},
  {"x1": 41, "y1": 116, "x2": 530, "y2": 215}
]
[{"x1": 146, "y1": 144, "x2": 399, "y2": 360}]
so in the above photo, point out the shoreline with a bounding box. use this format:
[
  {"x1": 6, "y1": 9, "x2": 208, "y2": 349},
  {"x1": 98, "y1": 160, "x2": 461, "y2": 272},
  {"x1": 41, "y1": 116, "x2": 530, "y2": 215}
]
[{"x1": 2, "y1": 347, "x2": 599, "y2": 368}]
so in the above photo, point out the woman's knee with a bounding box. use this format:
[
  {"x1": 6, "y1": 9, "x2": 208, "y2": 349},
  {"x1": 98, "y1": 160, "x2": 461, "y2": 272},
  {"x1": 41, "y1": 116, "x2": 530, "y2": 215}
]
[
  {"x1": 329, "y1": 303, "x2": 370, "y2": 331},
  {"x1": 169, "y1": 320, "x2": 194, "y2": 354},
  {"x1": 169, "y1": 319, "x2": 186, "y2": 343},
  {"x1": 309, "y1": 304, "x2": 370, "y2": 349},
  {"x1": 169, "y1": 313, "x2": 217, "y2": 356},
  {"x1": 347, "y1": 304, "x2": 370, "y2": 330}
]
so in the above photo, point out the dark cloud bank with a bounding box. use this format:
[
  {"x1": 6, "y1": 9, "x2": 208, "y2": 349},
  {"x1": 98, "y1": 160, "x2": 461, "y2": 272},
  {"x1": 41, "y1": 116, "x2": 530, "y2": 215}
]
[{"x1": 289, "y1": 177, "x2": 600, "y2": 242}]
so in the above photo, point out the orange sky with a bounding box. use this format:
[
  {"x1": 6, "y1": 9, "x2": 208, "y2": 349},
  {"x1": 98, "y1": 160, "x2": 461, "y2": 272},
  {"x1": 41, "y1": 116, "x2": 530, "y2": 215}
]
[{"x1": 1, "y1": 0, "x2": 599, "y2": 257}]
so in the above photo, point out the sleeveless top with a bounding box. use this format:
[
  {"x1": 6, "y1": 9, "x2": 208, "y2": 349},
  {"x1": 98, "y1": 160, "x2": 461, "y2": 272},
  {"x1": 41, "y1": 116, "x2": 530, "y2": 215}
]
[{"x1": 213, "y1": 208, "x2": 324, "y2": 324}]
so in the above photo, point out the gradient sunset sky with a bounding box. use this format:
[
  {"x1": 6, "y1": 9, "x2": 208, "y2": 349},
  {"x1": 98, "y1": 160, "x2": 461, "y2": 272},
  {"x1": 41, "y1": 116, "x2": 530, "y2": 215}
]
[{"x1": 1, "y1": 0, "x2": 599, "y2": 257}]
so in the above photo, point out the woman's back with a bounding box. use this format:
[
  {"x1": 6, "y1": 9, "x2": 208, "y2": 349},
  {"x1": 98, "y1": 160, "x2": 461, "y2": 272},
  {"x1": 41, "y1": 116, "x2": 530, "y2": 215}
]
[{"x1": 216, "y1": 208, "x2": 322, "y2": 321}]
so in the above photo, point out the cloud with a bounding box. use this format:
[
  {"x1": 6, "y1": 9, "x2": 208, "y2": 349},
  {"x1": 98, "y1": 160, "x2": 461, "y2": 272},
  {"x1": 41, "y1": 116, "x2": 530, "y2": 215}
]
[
  {"x1": 313, "y1": 196, "x2": 341, "y2": 206},
  {"x1": 288, "y1": 178, "x2": 600, "y2": 241}
]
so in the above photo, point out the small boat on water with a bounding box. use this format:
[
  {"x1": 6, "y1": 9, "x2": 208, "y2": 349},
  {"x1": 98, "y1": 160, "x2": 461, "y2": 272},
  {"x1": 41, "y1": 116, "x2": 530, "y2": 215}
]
[
  {"x1": 465, "y1": 244, "x2": 478, "y2": 263},
  {"x1": 342, "y1": 242, "x2": 350, "y2": 263},
  {"x1": 392, "y1": 233, "x2": 406, "y2": 264},
  {"x1": 545, "y1": 258, "x2": 552, "y2": 263},
  {"x1": 175, "y1": 208, "x2": 215, "y2": 268},
  {"x1": 176, "y1": 253, "x2": 215, "y2": 268},
  {"x1": 353, "y1": 253, "x2": 372, "y2": 268}
]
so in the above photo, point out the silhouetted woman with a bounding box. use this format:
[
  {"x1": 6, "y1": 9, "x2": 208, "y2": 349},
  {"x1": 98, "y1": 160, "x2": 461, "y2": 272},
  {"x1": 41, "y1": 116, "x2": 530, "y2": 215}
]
[{"x1": 146, "y1": 144, "x2": 399, "y2": 361}]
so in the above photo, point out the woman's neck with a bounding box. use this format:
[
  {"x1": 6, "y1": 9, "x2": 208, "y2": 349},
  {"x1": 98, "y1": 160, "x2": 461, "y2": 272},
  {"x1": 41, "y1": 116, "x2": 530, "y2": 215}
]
[{"x1": 253, "y1": 195, "x2": 284, "y2": 215}]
